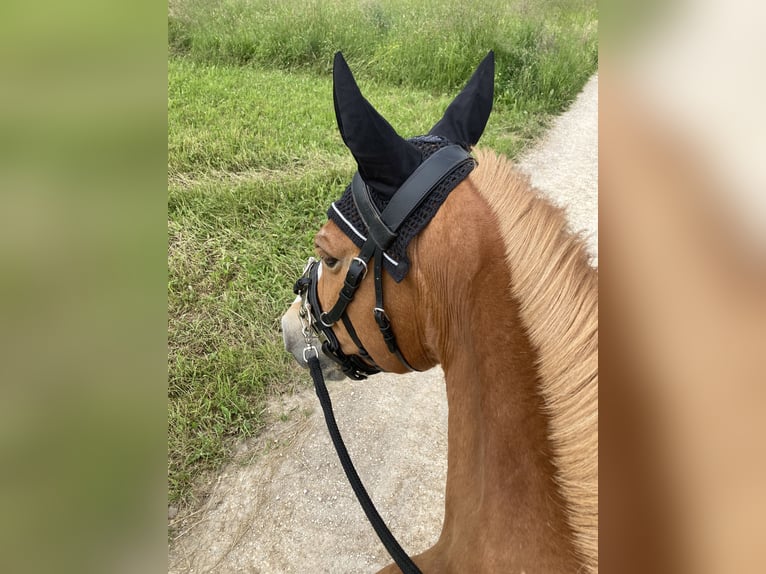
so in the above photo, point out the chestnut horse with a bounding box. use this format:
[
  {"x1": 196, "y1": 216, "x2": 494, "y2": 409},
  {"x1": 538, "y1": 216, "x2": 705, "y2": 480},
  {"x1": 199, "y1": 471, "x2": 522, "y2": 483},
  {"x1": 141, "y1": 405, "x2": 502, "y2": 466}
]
[{"x1": 282, "y1": 53, "x2": 597, "y2": 573}]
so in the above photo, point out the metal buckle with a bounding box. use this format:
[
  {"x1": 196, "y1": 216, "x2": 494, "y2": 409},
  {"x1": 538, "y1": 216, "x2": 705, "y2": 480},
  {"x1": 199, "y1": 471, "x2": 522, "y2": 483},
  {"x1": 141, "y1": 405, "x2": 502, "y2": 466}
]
[
  {"x1": 320, "y1": 312, "x2": 335, "y2": 328},
  {"x1": 351, "y1": 256, "x2": 368, "y2": 280},
  {"x1": 303, "y1": 345, "x2": 318, "y2": 362},
  {"x1": 373, "y1": 307, "x2": 390, "y2": 329}
]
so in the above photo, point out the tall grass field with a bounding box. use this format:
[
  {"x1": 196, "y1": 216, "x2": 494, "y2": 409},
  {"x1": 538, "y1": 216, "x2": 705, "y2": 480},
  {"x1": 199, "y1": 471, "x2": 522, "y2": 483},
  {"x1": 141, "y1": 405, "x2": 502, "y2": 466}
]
[{"x1": 168, "y1": 0, "x2": 598, "y2": 508}]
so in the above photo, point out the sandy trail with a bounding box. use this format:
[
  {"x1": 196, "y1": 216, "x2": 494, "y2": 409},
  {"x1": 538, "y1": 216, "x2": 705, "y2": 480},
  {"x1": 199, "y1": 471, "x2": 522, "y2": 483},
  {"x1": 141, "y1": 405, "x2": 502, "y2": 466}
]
[{"x1": 168, "y1": 73, "x2": 598, "y2": 574}]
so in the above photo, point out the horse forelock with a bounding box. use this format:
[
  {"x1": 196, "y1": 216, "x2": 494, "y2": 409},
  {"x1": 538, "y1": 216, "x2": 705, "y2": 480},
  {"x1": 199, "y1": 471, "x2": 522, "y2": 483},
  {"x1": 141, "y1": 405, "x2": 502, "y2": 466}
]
[{"x1": 470, "y1": 148, "x2": 599, "y2": 573}]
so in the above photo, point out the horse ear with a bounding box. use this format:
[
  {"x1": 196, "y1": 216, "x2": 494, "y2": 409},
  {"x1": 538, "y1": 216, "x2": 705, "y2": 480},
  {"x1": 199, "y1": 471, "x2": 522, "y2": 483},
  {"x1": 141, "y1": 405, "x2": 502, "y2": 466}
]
[
  {"x1": 333, "y1": 52, "x2": 422, "y2": 198},
  {"x1": 429, "y1": 51, "x2": 495, "y2": 148}
]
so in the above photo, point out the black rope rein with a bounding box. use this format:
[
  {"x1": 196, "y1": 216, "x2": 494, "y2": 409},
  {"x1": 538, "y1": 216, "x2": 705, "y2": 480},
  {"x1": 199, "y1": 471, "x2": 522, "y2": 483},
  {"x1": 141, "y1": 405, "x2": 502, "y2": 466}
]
[{"x1": 307, "y1": 354, "x2": 422, "y2": 574}]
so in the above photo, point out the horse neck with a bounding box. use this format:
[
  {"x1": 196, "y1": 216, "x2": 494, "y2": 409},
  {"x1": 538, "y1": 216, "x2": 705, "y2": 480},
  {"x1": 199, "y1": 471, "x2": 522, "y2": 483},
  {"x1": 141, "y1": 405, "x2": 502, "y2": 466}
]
[{"x1": 417, "y1": 186, "x2": 580, "y2": 572}]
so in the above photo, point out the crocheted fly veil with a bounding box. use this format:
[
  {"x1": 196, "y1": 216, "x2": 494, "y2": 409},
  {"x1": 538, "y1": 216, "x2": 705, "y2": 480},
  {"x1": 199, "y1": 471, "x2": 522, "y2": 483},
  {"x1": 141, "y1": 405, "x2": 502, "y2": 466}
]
[{"x1": 328, "y1": 51, "x2": 495, "y2": 282}]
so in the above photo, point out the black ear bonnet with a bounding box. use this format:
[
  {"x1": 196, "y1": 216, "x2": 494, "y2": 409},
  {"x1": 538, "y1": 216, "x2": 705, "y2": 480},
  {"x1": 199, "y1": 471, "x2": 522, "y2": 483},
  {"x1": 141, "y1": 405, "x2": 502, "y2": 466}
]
[
  {"x1": 327, "y1": 51, "x2": 494, "y2": 282},
  {"x1": 328, "y1": 135, "x2": 475, "y2": 281}
]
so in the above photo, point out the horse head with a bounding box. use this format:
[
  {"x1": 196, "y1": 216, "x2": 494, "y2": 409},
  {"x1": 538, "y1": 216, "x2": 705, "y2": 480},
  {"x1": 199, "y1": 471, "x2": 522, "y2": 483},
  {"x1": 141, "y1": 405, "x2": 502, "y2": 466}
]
[{"x1": 281, "y1": 51, "x2": 494, "y2": 381}]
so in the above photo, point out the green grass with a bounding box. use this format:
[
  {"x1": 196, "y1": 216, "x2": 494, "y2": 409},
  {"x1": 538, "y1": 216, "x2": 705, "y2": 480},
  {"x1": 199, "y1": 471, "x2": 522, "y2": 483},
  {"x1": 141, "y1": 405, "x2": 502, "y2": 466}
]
[
  {"x1": 168, "y1": 0, "x2": 597, "y2": 508},
  {"x1": 168, "y1": 170, "x2": 345, "y2": 502},
  {"x1": 169, "y1": 0, "x2": 597, "y2": 111},
  {"x1": 168, "y1": 59, "x2": 550, "y2": 179}
]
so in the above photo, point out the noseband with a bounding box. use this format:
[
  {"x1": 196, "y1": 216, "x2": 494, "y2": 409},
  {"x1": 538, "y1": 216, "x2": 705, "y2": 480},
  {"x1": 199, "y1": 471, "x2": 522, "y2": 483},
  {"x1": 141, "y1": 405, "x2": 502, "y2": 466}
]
[
  {"x1": 293, "y1": 144, "x2": 473, "y2": 379},
  {"x1": 294, "y1": 257, "x2": 382, "y2": 380}
]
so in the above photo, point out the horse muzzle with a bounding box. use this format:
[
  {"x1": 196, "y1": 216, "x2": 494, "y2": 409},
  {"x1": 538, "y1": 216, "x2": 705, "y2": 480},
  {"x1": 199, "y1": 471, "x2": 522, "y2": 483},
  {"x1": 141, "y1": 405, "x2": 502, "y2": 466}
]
[{"x1": 281, "y1": 300, "x2": 346, "y2": 381}]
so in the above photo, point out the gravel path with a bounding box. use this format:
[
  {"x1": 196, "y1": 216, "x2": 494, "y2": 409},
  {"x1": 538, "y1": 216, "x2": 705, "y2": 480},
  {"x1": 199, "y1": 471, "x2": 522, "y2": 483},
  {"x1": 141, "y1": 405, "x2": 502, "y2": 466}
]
[
  {"x1": 520, "y1": 74, "x2": 598, "y2": 265},
  {"x1": 168, "y1": 74, "x2": 598, "y2": 574}
]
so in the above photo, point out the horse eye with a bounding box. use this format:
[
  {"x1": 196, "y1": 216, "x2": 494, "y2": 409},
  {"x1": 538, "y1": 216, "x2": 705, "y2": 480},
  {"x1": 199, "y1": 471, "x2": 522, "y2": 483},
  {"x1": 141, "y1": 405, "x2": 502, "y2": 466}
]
[{"x1": 322, "y1": 256, "x2": 339, "y2": 268}]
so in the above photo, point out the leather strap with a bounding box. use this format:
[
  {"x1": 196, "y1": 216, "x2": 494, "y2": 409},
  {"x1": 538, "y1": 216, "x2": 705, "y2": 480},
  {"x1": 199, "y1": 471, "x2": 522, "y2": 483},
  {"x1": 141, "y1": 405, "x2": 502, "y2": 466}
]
[
  {"x1": 372, "y1": 246, "x2": 417, "y2": 371},
  {"x1": 351, "y1": 144, "x2": 472, "y2": 246},
  {"x1": 321, "y1": 240, "x2": 376, "y2": 326},
  {"x1": 341, "y1": 313, "x2": 378, "y2": 367},
  {"x1": 381, "y1": 144, "x2": 472, "y2": 231},
  {"x1": 303, "y1": 259, "x2": 379, "y2": 380},
  {"x1": 352, "y1": 173, "x2": 397, "y2": 250}
]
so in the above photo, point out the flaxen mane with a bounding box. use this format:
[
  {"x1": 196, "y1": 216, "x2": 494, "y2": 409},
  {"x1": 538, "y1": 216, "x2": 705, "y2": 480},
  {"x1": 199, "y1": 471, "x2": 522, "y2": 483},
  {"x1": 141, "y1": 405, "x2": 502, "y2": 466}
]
[{"x1": 471, "y1": 148, "x2": 599, "y2": 573}]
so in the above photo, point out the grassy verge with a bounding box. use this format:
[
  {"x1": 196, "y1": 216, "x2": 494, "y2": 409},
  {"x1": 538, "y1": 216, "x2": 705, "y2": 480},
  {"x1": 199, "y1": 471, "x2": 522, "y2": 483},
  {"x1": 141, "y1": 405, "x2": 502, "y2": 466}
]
[
  {"x1": 169, "y1": 0, "x2": 597, "y2": 112},
  {"x1": 168, "y1": 0, "x2": 597, "y2": 508},
  {"x1": 168, "y1": 169, "x2": 345, "y2": 502}
]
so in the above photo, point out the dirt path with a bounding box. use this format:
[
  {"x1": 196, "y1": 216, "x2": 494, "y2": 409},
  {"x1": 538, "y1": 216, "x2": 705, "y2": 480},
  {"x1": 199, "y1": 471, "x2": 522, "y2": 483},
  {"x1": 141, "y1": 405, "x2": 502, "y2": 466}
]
[{"x1": 168, "y1": 74, "x2": 598, "y2": 574}]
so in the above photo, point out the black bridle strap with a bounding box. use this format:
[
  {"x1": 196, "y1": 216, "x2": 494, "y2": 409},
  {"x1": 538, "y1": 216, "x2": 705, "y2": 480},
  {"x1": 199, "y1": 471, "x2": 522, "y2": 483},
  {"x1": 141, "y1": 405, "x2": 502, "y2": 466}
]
[
  {"x1": 340, "y1": 313, "x2": 378, "y2": 367},
  {"x1": 307, "y1": 354, "x2": 422, "y2": 574},
  {"x1": 320, "y1": 240, "x2": 376, "y2": 326},
  {"x1": 300, "y1": 260, "x2": 379, "y2": 380},
  {"x1": 372, "y1": 245, "x2": 418, "y2": 371},
  {"x1": 352, "y1": 144, "x2": 473, "y2": 249}
]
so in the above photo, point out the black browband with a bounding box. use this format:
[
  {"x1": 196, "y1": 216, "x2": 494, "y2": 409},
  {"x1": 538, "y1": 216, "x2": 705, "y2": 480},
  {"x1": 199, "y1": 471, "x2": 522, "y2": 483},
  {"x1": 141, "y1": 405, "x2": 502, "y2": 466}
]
[{"x1": 294, "y1": 144, "x2": 473, "y2": 379}]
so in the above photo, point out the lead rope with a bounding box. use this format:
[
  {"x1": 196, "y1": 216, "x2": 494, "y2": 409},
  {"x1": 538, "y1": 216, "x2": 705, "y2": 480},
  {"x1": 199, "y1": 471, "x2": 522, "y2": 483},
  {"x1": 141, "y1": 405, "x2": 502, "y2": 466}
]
[{"x1": 306, "y1": 353, "x2": 423, "y2": 574}]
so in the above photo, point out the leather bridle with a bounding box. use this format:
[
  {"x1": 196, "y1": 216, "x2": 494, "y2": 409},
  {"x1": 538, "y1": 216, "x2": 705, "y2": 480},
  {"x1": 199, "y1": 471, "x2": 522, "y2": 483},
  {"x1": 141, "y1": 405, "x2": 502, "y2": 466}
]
[
  {"x1": 294, "y1": 257, "x2": 382, "y2": 380},
  {"x1": 293, "y1": 144, "x2": 473, "y2": 379}
]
